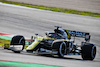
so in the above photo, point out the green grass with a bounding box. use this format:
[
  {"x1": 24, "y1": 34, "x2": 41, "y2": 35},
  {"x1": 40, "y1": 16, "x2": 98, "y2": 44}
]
[{"x1": 0, "y1": 0, "x2": 100, "y2": 17}]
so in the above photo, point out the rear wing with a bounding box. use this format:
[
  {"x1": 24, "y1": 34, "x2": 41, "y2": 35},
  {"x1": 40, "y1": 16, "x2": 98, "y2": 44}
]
[{"x1": 67, "y1": 30, "x2": 91, "y2": 41}]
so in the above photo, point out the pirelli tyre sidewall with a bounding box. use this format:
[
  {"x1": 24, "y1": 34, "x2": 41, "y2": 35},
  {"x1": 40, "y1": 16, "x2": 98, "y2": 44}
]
[
  {"x1": 11, "y1": 35, "x2": 25, "y2": 53},
  {"x1": 81, "y1": 43, "x2": 96, "y2": 60},
  {"x1": 52, "y1": 40, "x2": 66, "y2": 58}
]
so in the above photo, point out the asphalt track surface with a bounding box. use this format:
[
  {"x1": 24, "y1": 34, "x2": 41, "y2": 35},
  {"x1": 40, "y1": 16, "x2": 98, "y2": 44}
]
[
  {"x1": 7, "y1": 0, "x2": 100, "y2": 13},
  {"x1": 0, "y1": 3, "x2": 100, "y2": 67}
]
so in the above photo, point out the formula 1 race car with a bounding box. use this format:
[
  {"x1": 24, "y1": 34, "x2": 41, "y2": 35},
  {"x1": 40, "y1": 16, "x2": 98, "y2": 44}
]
[{"x1": 8, "y1": 26, "x2": 96, "y2": 60}]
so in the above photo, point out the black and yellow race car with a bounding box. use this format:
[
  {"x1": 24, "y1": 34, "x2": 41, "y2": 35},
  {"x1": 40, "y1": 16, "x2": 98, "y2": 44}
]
[{"x1": 7, "y1": 26, "x2": 96, "y2": 60}]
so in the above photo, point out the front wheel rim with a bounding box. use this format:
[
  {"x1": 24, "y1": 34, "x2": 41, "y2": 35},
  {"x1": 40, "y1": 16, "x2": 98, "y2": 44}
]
[
  {"x1": 59, "y1": 42, "x2": 66, "y2": 57},
  {"x1": 91, "y1": 46, "x2": 96, "y2": 59}
]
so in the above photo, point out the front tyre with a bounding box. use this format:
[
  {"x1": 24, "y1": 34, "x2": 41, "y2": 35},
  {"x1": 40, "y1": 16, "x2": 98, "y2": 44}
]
[
  {"x1": 58, "y1": 42, "x2": 66, "y2": 57},
  {"x1": 81, "y1": 43, "x2": 96, "y2": 60},
  {"x1": 52, "y1": 41, "x2": 66, "y2": 58},
  {"x1": 10, "y1": 35, "x2": 25, "y2": 53}
]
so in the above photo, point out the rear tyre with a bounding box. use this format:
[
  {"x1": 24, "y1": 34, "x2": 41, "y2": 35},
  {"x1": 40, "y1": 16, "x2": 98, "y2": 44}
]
[
  {"x1": 52, "y1": 41, "x2": 66, "y2": 58},
  {"x1": 81, "y1": 43, "x2": 96, "y2": 60},
  {"x1": 10, "y1": 35, "x2": 25, "y2": 53}
]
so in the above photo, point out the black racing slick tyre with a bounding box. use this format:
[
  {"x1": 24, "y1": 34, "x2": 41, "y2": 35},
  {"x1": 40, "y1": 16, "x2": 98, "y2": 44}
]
[
  {"x1": 10, "y1": 35, "x2": 25, "y2": 53},
  {"x1": 81, "y1": 43, "x2": 96, "y2": 60},
  {"x1": 52, "y1": 41, "x2": 66, "y2": 58}
]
